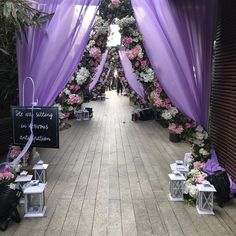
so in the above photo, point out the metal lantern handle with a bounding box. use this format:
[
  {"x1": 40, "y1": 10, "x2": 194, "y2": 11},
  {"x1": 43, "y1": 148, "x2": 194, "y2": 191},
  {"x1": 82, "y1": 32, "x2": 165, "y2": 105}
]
[{"x1": 22, "y1": 77, "x2": 38, "y2": 106}]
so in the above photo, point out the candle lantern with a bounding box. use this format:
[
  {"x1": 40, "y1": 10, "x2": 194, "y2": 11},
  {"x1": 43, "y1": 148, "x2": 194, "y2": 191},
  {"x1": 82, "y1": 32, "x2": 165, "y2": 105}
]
[
  {"x1": 83, "y1": 109, "x2": 89, "y2": 120},
  {"x1": 196, "y1": 181, "x2": 216, "y2": 215},
  {"x1": 15, "y1": 173, "x2": 33, "y2": 204},
  {"x1": 24, "y1": 182, "x2": 46, "y2": 217},
  {"x1": 168, "y1": 171, "x2": 186, "y2": 201},
  {"x1": 170, "y1": 161, "x2": 188, "y2": 178},
  {"x1": 15, "y1": 173, "x2": 33, "y2": 191},
  {"x1": 33, "y1": 161, "x2": 48, "y2": 183},
  {"x1": 184, "y1": 152, "x2": 192, "y2": 168},
  {"x1": 75, "y1": 110, "x2": 83, "y2": 121}
]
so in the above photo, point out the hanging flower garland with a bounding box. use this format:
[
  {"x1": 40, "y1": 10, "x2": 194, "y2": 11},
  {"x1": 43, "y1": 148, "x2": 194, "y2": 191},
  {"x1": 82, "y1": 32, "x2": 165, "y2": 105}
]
[{"x1": 55, "y1": 16, "x2": 109, "y2": 117}]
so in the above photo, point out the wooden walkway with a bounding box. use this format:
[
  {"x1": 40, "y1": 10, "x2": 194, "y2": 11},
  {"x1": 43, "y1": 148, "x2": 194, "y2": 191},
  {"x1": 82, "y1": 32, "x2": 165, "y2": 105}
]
[{"x1": 4, "y1": 91, "x2": 236, "y2": 236}]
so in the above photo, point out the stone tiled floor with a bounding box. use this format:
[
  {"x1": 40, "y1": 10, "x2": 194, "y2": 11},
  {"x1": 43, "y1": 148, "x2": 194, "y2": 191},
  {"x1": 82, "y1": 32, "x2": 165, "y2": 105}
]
[{"x1": 3, "y1": 91, "x2": 236, "y2": 236}]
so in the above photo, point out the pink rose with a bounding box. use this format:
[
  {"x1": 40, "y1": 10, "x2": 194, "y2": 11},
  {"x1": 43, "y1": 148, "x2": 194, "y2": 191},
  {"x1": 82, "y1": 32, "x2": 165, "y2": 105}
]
[
  {"x1": 168, "y1": 123, "x2": 176, "y2": 131},
  {"x1": 140, "y1": 60, "x2": 147, "y2": 67},
  {"x1": 69, "y1": 85, "x2": 75, "y2": 90},
  {"x1": 74, "y1": 84, "x2": 80, "y2": 90},
  {"x1": 175, "y1": 125, "x2": 184, "y2": 134},
  {"x1": 154, "y1": 81, "x2": 160, "y2": 88},
  {"x1": 67, "y1": 94, "x2": 82, "y2": 105},
  {"x1": 89, "y1": 60, "x2": 94, "y2": 66},
  {"x1": 89, "y1": 47, "x2": 101, "y2": 59},
  {"x1": 193, "y1": 161, "x2": 205, "y2": 169},
  {"x1": 194, "y1": 174, "x2": 205, "y2": 184},
  {"x1": 165, "y1": 98, "x2": 170, "y2": 104},
  {"x1": 154, "y1": 97, "x2": 163, "y2": 107},
  {"x1": 156, "y1": 87, "x2": 162, "y2": 94},
  {"x1": 135, "y1": 61, "x2": 140, "y2": 67},
  {"x1": 111, "y1": 0, "x2": 120, "y2": 8},
  {"x1": 185, "y1": 123, "x2": 191, "y2": 129},
  {"x1": 165, "y1": 103, "x2": 171, "y2": 109},
  {"x1": 123, "y1": 37, "x2": 133, "y2": 45}
]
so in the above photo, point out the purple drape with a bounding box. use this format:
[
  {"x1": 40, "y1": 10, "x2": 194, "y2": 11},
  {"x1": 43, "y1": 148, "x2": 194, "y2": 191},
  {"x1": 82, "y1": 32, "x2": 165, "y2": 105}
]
[
  {"x1": 89, "y1": 50, "x2": 108, "y2": 92},
  {"x1": 17, "y1": 0, "x2": 100, "y2": 106},
  {"x1": 132, "y1": 0, "x2": 217, "y2": 128},
  {"x1": 118, "y1": 47, "x2": 145, "y2": 98}
]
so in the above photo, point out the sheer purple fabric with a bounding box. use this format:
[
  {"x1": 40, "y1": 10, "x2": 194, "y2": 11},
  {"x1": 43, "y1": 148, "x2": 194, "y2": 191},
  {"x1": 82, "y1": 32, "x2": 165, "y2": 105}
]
[
  {"x1": 132, "y1": 0, "x2": 217, "y2": 128},
  {"x1": 89, "y1": 50, "x2": 108, "y2": 92},
  {"x1": 17, "y1": 0, "x2": 100, "y2": 106},
  {"x1": 118, "y1": 46, "x2": 145, "y2": 98}
]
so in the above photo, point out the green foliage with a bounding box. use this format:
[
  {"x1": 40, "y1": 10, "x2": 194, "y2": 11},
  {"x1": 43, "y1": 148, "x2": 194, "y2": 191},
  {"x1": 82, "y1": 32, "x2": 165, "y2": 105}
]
[
  {"x1": 99, "y1": 0, "x2": 132, "y2": 22},
  {"x1": 0, "y1": 0, "x2": 53, "y2": 118}
]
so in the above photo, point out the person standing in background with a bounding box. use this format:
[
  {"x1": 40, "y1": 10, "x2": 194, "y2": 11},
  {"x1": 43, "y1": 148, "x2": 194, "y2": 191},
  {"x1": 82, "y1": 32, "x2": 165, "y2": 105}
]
[{"x1": 116, "y1": 75, "x2": 123, "y2": 95}]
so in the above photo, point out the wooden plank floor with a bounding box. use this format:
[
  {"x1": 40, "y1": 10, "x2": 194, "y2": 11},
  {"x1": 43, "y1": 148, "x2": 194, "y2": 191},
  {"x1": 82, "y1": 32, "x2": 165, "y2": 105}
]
[{"x1": 4, "y1": 91, "x2": 236, "y2": 236}]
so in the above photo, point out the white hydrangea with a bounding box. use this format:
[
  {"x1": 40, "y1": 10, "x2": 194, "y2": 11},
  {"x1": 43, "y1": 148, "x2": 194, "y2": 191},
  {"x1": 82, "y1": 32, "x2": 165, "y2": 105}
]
[
  {"x1": 195, "y1": 132, "x2": 205, "y2": 140},
  {"x1": 53, "y1": 103, "x2": 62, "y2": 111},
  {"x1": 204, "y1": 132, "x2": 208, "y2": 139},
  {"x1": 199, "y1": 148, "x2": 209, "y2": 156},
  {"x1": 139, "y1": 68, "x2": 155, "y2": 83},
  {"x1": 161, "y1": 110, "x2": 172, "y2": 120},
  {"x1": 189, "y1": 185, "x2": 198, "y2": 198},
  {"x1": 63, "y1": 88, "x2": 71, "y2": 95},
  {"x1": 68, "y1": 106, "x2": 74, "y2": 111},
  {"x1": 138, "y1": 52, "x2": 144, "y2": 59},
  {"x1": 86, "y1": 40, "x2": 95, "y2": 50},
  {"x1": 169, "y1": 106, "x2": 178, "y2": 116},
  {"x1": 75, "y1": 67, "x2": 90, "y2": 85},
  {"x1": 196, "y1": 125, "x2": 204, "y2": 132},
  {"x1": 117, "y1": 16, "x2": 135, "y2": 29},
  {"x1": 93, "y1": 16, "x2": 109, "y2": 36}
]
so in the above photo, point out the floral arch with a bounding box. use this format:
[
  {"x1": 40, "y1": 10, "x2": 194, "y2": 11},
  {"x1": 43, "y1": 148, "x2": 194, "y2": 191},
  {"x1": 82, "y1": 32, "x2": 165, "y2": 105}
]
[{"x1": 53, "y1": 0, "x2": 216, "y2": 204}]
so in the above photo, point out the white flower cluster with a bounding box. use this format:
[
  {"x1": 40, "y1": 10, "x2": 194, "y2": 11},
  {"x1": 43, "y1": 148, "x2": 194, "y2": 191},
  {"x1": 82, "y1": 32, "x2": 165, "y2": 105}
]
[
  {"x1": 199, "y1": 148, "x2": 209, "y2": 156},
  {"x1": 184, "y1": 168, "x2": 208, "y2": 198},
  {"x1": 63, "y1": 88, "x2": 71, "y2": 95},
  {"x1": 94, "y1": 16, "x2": 109, "y2": 36},
  {"x1": 161, "y1": 107, "x2": 178, "y2": 120},
  {"x1": 86, "y1": 40, "x2": 96, "y2": 50},
  {"x1": 139, "y1": 68, "x2": 155, "y2": 83},
  {"x1": 193, "y1": 125, "x2": 208, "y2": 145},
  {"x1": 184, "y1": 180, "x2": 198, "y2": 198},
  {"x1": 117, "y1": 16, "x2": 135, "y2": 29},
  {"x1": 53, "y1": 103, "x2": 62, "y2": 111},
  {"x1": 75, "y1": 67, "x2": 90, "y2": 85}
]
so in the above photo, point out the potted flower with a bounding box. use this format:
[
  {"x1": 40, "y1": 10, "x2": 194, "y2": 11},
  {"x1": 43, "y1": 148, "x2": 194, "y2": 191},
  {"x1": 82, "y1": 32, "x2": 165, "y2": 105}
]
[
  {"x1": 168, "y1": 123, "x2": 184, "y2": 142},
  {"x1": 0, "y1": 163, "x2": 22, "y2": 231}
]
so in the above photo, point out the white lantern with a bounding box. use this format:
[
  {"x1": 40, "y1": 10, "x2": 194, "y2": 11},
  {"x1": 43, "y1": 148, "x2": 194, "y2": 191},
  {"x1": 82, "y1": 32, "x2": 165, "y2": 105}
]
[
  {"x1": 15, "y1": 174, "x2": 33, "y2": 191},
  {"x1": 24, "y1": 182, "x2": 47, "y2": 217},
  {"x1": 33, "y1": 161, "x2": 48, "y2": 183},
  {"x1": 15, "y1": 173, "x2": 33, "y2": 204},
  {"x1": 196, "y1": 181, "x2": 216, "y2": 215},
  {"x1": 184, "y1": 152, "x2": 192, "y2": 168},
  {"x1": 83, "y1": 109, "x2": 89, "y2": 120},
  {"x1": 168, "y1": 171, "x2": 186, "y2": 201},
  {"x1": 75, "y1": 110, "x2": 83, "y2": 121},
  {"x1": 170, "y1": 161, "x2": 188, "y2": 178}
]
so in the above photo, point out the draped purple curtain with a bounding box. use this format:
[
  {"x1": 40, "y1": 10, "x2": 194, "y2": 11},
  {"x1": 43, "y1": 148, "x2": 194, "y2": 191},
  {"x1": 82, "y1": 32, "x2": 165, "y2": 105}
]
[
  {"x1": 132, "y1": 0, "x2": 217, "y2": 128},
  {"x1": 17, "y1": 0, "x2": 100, "y2": 106},
  {"x1": 118, "y1": 47, "x2": 145, "y2": 98},
  {"x1": 89, "y1": 50, "x2": 108, "y2": 91}
]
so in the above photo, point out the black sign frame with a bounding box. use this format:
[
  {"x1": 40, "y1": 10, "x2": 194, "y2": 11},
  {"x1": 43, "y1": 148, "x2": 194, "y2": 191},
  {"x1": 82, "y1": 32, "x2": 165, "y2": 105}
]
[{"x1": 11, "y1": 106, "x2": 59, "y2": 148}]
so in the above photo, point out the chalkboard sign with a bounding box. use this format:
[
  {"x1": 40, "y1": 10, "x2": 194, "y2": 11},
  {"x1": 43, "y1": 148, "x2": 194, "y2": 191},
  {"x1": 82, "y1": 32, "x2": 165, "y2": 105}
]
[{"x1": 11, "y1": 106, "x2": 59, "y2": 148}]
